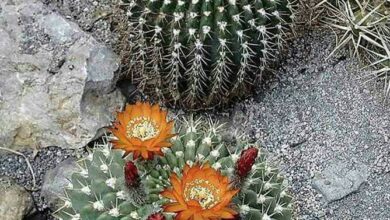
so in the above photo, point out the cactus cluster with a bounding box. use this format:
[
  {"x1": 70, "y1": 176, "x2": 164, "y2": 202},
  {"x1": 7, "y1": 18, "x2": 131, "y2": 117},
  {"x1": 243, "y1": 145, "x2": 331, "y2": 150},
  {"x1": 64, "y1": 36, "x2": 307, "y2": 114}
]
[
  {"x1": 54, "y1": 118, "x2": 292, "y2": 220},
  {"x1": 115, "y1": 0, "x2": 296, "y2": 109},
  {"x1": 322, "y1": 0, "x2": 390, "y2": 98}
]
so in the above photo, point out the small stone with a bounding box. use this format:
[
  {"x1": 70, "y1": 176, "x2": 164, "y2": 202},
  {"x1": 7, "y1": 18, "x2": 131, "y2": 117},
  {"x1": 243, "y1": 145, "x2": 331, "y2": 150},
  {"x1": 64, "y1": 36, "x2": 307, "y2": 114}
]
[
  {"x1": 312, "y1": 160, "x2": 369, "y2": 202},
  {"x1": 0, "y1": 176, "x2": 34, "y2": 220}
]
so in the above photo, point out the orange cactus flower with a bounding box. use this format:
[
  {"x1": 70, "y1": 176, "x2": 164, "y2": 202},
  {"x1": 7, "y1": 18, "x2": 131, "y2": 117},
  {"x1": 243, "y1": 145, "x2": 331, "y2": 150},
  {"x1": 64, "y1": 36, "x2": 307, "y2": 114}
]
[
  {"x1": 161, "y1": 163, "x2": 239, "y2": 220},
  {"x1": 109, "y1": 102, "x2": 175, "y2": 160}
]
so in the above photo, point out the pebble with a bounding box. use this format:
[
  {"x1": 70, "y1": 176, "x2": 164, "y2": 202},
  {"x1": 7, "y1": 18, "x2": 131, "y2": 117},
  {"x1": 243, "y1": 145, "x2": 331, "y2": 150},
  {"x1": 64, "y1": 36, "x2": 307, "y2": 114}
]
[{"x1": 0, "y1": 176, "x2": 34, "y2": 220}]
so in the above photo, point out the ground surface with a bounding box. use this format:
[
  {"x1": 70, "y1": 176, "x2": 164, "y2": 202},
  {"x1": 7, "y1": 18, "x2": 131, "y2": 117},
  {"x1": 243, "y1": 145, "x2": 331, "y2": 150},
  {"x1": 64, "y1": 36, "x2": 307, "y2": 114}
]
[
  {"x1": 0, "y1": 147, "x2": 80, "y2": 219},
  {"x1": 216, "y1": 31, "x2": 390, "y2": 219},
  {"x1": 1, "y1": 1, "x2": 389, "y2": 219}
]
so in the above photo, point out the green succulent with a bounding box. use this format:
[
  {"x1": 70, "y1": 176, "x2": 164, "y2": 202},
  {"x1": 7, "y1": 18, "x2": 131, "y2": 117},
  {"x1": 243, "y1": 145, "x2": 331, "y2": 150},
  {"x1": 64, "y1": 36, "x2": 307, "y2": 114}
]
[
  {"x1": 115, "y1": 0, "x2": 296, "y2": 109},
  {"x1": 53, "y1": 144, "x2": 156, "y2": 220},
  {"x1": 142, "y1": 119, "x2": 292, "y2": 219},
  {"x1": 54, "y1": 120, "x2": 293, "y2": 220}
]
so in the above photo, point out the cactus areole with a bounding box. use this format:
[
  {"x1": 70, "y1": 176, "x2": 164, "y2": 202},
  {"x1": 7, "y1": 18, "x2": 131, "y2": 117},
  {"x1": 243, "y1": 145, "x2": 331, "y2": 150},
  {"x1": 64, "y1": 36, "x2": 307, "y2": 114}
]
[{"x1": 120, "y1": 0, "x2": 295, "y2": 108}]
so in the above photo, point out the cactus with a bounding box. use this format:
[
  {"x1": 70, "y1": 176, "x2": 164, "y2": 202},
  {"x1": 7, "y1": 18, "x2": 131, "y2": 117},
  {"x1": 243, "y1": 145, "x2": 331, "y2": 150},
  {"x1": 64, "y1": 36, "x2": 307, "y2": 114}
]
[
  {"x1": 115, "y1": 0, "x2": 297, "y2": 109},
  {"x1": 54, "y1": 117, "x2": 293, "y2": 220},
  {"x1": 141, "y1": 119, "x2": 293, "y2": 220},
  {"x1": 323, "y1": 0, "x2": 390, "y2": 98},
  {"x1": 53, "y1": 139, "x2": 160, "y2": 220}
]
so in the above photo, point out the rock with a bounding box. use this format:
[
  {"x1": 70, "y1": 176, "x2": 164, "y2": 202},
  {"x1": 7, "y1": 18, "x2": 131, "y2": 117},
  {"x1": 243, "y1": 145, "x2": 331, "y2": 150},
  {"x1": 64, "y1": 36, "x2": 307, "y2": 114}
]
[
  {"x1": 40, "y1": 14, "x2": 82, "y2": 44},
  {"x1": 0, "y1": 176, "x2": 34, "y2": 220},
  {"x1": 0, "y1": 0, "x2": 124, "y2": 150},
  {"x1": 312, "y1": 160, "x2": 369, "y2": 202},
  {"x1": 41, "y1": 159, "x2": 79, "y2": 210}
]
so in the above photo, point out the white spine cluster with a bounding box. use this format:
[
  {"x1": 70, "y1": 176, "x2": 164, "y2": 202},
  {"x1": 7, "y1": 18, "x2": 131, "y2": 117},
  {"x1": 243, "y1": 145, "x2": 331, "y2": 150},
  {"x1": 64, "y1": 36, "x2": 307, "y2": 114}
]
[
  {"x1": 210, "y1": 37, "x2": 232, "y2": 98},
  {"x1": 165, "y1": 29, "x2": 185, "y2": 102},
  {"x1": 185, "y1": 39, "x2": 208, "y2": 105}
]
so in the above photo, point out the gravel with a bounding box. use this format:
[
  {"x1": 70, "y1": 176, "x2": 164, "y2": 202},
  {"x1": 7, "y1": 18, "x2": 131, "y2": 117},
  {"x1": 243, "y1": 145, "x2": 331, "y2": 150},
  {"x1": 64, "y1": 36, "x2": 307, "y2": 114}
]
[
  {"x1": 216, "y1": 31, "x2": 390, "y2": 219},
  {"x1": 0, "y1": 147, "x2": 84, "y2": 219},
  {"x1": 42, "y1": 0, "x2": 120, "y2": 49}
]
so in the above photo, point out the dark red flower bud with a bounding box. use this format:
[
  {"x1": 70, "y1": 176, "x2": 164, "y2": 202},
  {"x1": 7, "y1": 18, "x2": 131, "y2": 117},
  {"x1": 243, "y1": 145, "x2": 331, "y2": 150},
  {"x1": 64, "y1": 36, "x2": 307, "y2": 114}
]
[
  {"x1": 147, "y1": 213, "x2": 166, "y2": 220},
  {"x1": 233, "y1": 214, "x2": 241, "y2": 220},
  {"x1": 124, "y1": 161, "x2": 140, "y2": 187},
  {"x1": 235, "y1": 147, "x2": 259, "y2": 178}
]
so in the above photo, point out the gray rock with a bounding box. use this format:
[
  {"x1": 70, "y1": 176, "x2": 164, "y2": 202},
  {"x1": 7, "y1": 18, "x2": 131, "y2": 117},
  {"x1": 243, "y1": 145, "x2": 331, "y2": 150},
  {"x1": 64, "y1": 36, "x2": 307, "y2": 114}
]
[
  {"x1": 40, "y1": 14, "x2": 82, "y2": 44},
  {"x1": 312, "y1": 160, "x2": 369, "y2": 202},
  {"x1": 0, "y1": 176, "x2": 34, "y2": 220},
  {"x1": 41, "y1": 159, "x2": 79, "y2": 210},
  {"x1": 0, "y1": 0, "x2": 124, "y2": 150}
]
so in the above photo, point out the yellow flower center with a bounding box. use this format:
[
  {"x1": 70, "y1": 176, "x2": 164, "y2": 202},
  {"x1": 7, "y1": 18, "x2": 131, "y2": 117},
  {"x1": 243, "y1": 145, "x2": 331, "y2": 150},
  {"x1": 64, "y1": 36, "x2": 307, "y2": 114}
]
[
  {"x1": 126, "y1": 117, "x2": 159, "y2": 141},
  {"x1": 184, "y1": 179, "x2": 220, "y2": 209}
]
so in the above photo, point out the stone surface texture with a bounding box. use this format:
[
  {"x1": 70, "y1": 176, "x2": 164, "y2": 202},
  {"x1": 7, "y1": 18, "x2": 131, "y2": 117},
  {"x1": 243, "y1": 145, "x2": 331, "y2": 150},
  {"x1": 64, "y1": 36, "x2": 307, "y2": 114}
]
[
  {"x1": 0, "y1": 0, "x2": 124, "y2": 150},
  {"x1": 0, "y1": 176, "x2": 34, "y2": 220},
  {"x1": 312, "y1": 160, "x2": 369, "y2": 202}
]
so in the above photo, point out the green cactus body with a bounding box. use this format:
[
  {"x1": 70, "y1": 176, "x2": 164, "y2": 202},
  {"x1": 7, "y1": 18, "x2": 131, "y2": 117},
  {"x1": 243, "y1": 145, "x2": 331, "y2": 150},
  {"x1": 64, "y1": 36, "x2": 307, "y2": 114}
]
[
  {"x1": 54, "y1": 147, "x2": 156, "y2": 220},
  {"x1": 56, "y1": 121, "x2": 293, "y2": 220},
  {"x1": 119, "y1": 0, "x2": 295, "y2": 108}
]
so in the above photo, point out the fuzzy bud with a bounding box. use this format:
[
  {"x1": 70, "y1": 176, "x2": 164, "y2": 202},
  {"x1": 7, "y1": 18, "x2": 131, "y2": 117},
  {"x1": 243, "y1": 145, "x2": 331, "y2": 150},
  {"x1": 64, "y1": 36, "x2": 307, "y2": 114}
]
[
  {"x1": 235, "y1": 147, "x2": 259, "y2": 178},
  {"x1": 125, "y1": 161, "x2": 140, "y2": 188},
  {"x1": 147, "y1": 213, "x2": 166, "y2": 220}
]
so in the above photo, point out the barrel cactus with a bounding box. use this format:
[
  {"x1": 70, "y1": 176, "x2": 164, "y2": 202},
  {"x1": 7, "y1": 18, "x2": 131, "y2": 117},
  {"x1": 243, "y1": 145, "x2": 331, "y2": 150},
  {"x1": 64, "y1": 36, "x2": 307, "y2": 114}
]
[
  {"x1": 116, "y1": 0, "x2": 296, "y2": 109},
  {"x1": 54, "y1": 102, "x2": 293, "y2": 219}
]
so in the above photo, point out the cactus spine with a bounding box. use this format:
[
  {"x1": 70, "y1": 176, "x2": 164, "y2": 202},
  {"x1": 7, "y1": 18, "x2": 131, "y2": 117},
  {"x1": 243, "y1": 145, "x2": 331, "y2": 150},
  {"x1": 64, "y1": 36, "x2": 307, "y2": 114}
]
[
  {"x1": 323, "y1": 0, "x2": 390, "y2": 98},
  {"x1": 117, "y1": 0, "x2": 296, "y2": 108}
]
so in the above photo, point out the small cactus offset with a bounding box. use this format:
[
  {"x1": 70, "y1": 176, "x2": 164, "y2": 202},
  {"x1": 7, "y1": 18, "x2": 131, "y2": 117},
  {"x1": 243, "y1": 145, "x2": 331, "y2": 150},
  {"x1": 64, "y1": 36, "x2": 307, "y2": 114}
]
[
  {"x1": 53, "y1": 142, "x2": 157, "y2": 220},
  {"x1": 54, "y1": 102, "x2": 293, "y2": 220},
  {"x1": 116, "y1": 0, "x2": 297, "y2": 109}
]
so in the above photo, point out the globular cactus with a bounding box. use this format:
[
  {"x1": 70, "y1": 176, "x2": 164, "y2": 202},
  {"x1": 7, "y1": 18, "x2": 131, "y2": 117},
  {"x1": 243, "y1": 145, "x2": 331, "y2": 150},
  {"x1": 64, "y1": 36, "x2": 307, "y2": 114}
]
[
  {"x1": 323, "y1": 0, "x2": 390, "y2": 98},
  {"x1": 116, "y1": 0, "x2": 297, "y2": 109},
  {"x1": 54, "y1": 103, "x2": 293, "y2": 220},
  {"x1": 53, "y1": 142, "x2": 158, "y2": 220},
  {"x1": 139, "y1": 119, "x2": 293, "y2": 220}
]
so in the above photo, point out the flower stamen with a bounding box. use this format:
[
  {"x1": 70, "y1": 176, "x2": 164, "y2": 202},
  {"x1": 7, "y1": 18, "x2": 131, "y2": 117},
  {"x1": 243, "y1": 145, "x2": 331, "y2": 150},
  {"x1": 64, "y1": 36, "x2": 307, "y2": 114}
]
[
  {"x1": 184, "y1": 179, "x2": 220, "y2": 209},
  {"x1": 127, "y1": 117, "x2": 159, "y2": 141}
]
